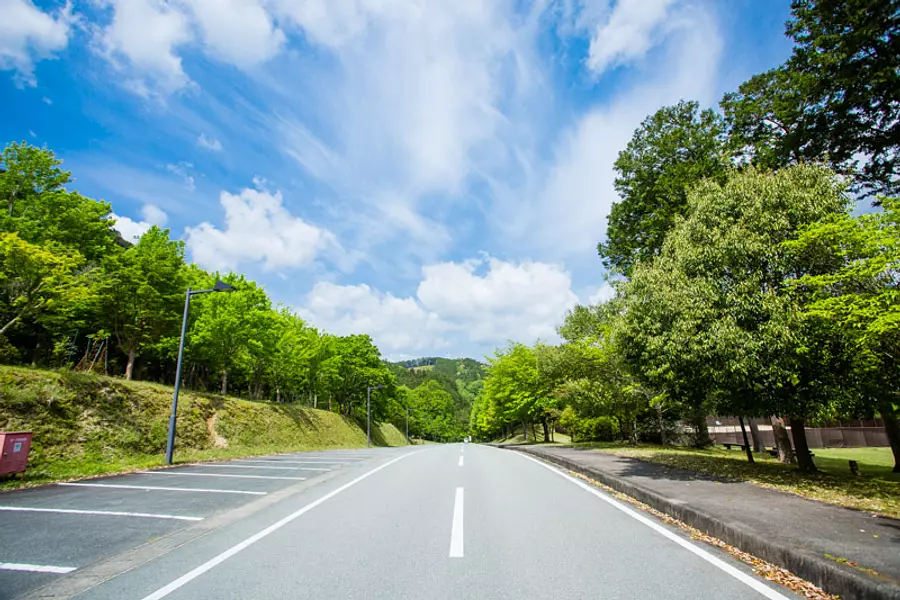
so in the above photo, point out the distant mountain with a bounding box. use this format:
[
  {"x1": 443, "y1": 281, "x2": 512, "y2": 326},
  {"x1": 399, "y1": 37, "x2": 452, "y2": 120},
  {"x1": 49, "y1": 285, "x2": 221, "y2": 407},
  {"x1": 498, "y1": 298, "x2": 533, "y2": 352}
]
[{"x1": 387, "y1": 357, "x2": 487, "y2": 429}]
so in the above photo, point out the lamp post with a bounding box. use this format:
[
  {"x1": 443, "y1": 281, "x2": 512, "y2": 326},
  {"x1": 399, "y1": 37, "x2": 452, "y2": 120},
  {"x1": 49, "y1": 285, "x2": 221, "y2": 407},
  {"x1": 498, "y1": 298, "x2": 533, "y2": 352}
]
[
  {"x1": 366, "y1": 385, "x2": 385, "y2": 448},
  {"x1": 406, "y1": 407, "x2": 410, "y2": 445},
  {"x1": 165, "y1": 281, "x2": 235, "y2": 464}
]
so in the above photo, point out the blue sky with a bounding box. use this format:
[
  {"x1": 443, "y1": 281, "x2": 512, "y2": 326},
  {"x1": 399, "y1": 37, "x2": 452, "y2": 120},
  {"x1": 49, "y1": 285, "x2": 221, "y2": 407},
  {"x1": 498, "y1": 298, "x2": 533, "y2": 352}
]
[{"x1": 1, "y1": 0, "x2": 793, "y2": 360}]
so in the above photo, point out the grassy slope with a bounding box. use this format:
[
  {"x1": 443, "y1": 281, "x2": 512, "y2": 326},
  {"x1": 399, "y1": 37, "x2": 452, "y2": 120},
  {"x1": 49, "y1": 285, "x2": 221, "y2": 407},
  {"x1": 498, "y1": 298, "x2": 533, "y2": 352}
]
[
  {"x1": 0, "y1": 366, "x2": 408, "y2": 489},
  {"x1": 585, "y1": 443, "x2": 899, "y2": 518}
]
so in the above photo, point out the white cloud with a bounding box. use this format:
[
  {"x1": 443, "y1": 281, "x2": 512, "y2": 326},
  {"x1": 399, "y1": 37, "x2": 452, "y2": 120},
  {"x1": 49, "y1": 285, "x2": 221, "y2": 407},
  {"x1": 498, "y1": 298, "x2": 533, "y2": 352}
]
[
  {"x1": 197, "y1": 133, "x2": 222, "y2": 151},
  {"x1": 98, "y1": 0, "x2": 193, "y2": 94},
  {"x1": 298, "y1": 282, "x2": 449, "y2": 354},
  {"x1": 141, "y1": 203, "x2": 168, "y2": 225},
  {"x1": 185, "y1": 183, "x2": 340, "y2": 272},
  {"x1": 111, "y1": 203, "x2": 169, "y2": 242},
  {"x1": 0, "y1": 0, "x2": 70, "y2": 86},
  {"x1": 181, "y1": 0, "x2": 284, "y2": 67},
  {"x1": 586, "y1": 0, "x2": 674, "y2": 75},
  {"x1": 41, "y1": 95, "x2": 52, "y2": 104},
  {"x1": 588, "y1": 282, "x2": 615, "y2": 305},
  {"x1": 166, "y1": 161, "x2": 195, "y2": 190},
  {"x1": 299, "y1": 256, "x2": 579, "y2": 357}
]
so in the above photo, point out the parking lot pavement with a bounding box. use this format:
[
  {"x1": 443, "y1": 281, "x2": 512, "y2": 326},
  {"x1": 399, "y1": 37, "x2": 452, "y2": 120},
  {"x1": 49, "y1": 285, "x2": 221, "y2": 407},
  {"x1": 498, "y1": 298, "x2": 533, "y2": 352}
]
[{"x1": 0, "y1": 448, "x2": 403, "y2": 600}]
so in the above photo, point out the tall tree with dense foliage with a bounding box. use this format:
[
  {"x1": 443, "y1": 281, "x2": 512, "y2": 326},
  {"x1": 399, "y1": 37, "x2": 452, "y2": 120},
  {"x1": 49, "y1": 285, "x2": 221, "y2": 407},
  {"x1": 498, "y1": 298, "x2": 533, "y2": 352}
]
[
  {"x1": 101, "y1": 227, "x2": 186, "y2": 380},
  {"x1": 723, "y1": 0, "x2": 900, "y2": 196},
  {"x1": 786, "y1": 196, "x2": 900, "y2": 470},
  {"x1": 599, "y1": 100, "x2": 728, "y2": 275}
]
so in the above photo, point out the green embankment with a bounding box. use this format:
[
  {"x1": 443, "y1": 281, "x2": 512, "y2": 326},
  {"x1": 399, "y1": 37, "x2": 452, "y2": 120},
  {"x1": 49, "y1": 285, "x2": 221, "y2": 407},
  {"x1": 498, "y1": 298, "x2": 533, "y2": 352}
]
[{"x1": 0, "y1": 366, "x2": 407, "y2": 489}]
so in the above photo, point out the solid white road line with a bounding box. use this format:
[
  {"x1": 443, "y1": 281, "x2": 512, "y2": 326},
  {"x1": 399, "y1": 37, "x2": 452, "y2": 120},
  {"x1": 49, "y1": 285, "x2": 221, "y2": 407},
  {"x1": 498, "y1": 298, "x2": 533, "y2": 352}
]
[
  {"x1": 137, "y1": 471, "x2": 306, "y2": 481},
  {"x1": 190, "y1": 464, "x2": 331, "y2": 472},
  {"x1": 458, "y1": 456, "x2": 464, "y2": 467},
  {"x1": 140, "y1": 451, "x2": 419, "y2": 600},
  {"x1": 234, "y1": 460, "x2": 347, "y2": 466},
  {"x1": 0, "y1": 562, "x2": 77, "y2": 574},
  {"x1": 514, "y1": 453, "x2": 792, "y2": 600},
  {"x1": 449, "y1": 487, "x2": 464, "y2": 558},
  {"x1": 0, "y1": 506, "x2": 202, "y2": 521},
  {"x1": 59, "y1": 483, "x2": 266, "y2": 496}
]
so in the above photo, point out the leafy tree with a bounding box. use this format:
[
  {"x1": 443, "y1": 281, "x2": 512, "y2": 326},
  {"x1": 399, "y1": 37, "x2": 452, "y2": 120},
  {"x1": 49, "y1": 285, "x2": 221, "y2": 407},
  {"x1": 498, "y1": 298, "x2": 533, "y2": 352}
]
[
  {"x1": 786, "y1": 196, "x2": 900, "y2": 470},
  {"x1": 100, "y1": 227, "x2": 185, "y2": 380},
  {"x1": 408, "y1": 380, "x2": 460, "y2": 441},
  {"x1": 599, "y1": 100, "x2": 728, "y2": 275},
  {"x1": 0, "y1": 233, "x2": 84, "y2": 336},
  {"x1": 321, "y1": 334, "x2": 394, "y2": 417},
  {"x1": 723, "y1": 0, "x2": 900, "y2": 196}
]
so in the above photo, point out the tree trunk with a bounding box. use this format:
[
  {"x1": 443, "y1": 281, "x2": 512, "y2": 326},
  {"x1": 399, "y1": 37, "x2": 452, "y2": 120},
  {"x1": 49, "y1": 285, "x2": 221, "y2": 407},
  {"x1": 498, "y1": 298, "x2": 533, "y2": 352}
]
[
  {"x1": 276, "y1": 387, "x2": 281, "y2": 404},
  {"x1": 771, "y1": 416, "x2": 795, "y2": 463},
  {"x1": 531, "y1": 421, "x2": 538, "y2": 441},
  {"x1": 220, "y1": 366, "x2": 228, "y2": 396},
  {"x1": 748, "y1": 419, "x2": 763, "y2": 453},
  {"x1": 522, "y1": 421, "x2": 527, "y2": 441},
  {"x1": 542, "y1": 417, "x2": 550, "y2": 443},
  {"x1": 657, "y1": 403, "x2": 667, "y2": 445},
  {"x1": 124, "y1": 346, "x2": 137, "y2": 380},
  {"x1": 880, "y1": 407, "x2": 900, "y2": 473},
  {"x1": 789, "y1": 417, "x2": 816, "y2": 473},
  {"x1": 738, "y1": 416, "x2": 754, "y2": 463}
]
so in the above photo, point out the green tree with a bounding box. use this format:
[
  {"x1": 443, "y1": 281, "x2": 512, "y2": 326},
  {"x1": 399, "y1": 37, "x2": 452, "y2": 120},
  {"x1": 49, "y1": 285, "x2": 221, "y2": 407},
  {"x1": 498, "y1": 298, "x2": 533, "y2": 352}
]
[
  {"x1": 101, "y1": 227, "x2": 186, "y2": 380},
  {"x1": 409, "y1": 380, "x2": 459, "y2": 441},
  {"x1": 320, "y1": 334, "x2": 394, "y2": 417},
  {"x1": 599, "y1": 100, "x2": 728, "y2": 275},
  {"x1": 723, "y1": 0, "x2": 900, "y2": 196},
  {"x1": 786, "y1": 196, "x2": 900, "y2": 470}
]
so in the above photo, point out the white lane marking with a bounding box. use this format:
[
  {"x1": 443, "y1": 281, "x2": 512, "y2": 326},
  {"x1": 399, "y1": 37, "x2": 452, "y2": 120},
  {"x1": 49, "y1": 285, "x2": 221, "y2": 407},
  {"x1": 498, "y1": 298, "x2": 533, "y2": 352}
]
[
  {"x1": 0, "y1": 562, "x2": 77, "y2": 574},
  {"x1": 234, "y1": 460, "x2": 347, "y2": 466},
  {"x1": 141, "y1": 451, "x2": 419, "y2": 600},
  {"x1": 458, "y1": 456, "x2": 464, "y2": 467},
  {"x1": 461, "y1": 446, "x2": 464, "y2": 454},
  {"x1": 514, "y1": 453, "x2": 791, "y2": 600},
  {"x1": 449, "y1": 487, "x2": 464, "y2": 558},
  {"x1": 136, "y1": 471, "x2": 305, "y2": 481},
  {"x1": 0, "y1": 506, "x2": 202, "y2": 521},
  {"x1": 59, "y1": 483, "x2": 266, "y2": 496},
  {"x1": 189, "y1": 464, "x2": 331, "y2": 472}
]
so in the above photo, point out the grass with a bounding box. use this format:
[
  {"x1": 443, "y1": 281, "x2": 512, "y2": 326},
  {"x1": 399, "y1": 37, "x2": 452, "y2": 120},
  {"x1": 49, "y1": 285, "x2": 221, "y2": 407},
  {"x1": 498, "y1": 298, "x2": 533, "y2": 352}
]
[
  {"x1": 0, "y1": 365, "x2": 410, "y2": 490},
  {"x1": 586, "y1": 443, "x2": 900, "y2": 519},
  {"x1": 494, "y1": 431, "x2": 572, "y2": 445}
]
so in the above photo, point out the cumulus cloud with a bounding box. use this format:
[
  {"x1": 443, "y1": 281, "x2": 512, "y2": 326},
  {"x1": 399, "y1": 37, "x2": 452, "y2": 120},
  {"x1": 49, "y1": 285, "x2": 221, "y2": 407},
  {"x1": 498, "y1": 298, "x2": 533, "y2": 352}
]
[
  {"x1": 586, "y1": 0, "x2": 675, "y2": 75},
  {"x1": 197, "y1": 133, "x2": 222, "y2": 151},
  {"x1": 0, "y1": 0, "x2": 70, "y2": 86},
  {"x1": 181, "y1": 0, "x2": 284, "y2": 67},
  {"x1": 111, "y1": 203, "x2": 168, "y2": 241},
  {"x1": 299, "y1": 255, "x2": 579, "y2": 357},
  {"x1": 97, "y1": 0, "x2": 193, "y2": 95},
  {"x1": 185, "y1": 183, "x2": 340, "y2": 272},
  {"x1": 588, "y1": 282, "x2": 616, "y2": 305}
]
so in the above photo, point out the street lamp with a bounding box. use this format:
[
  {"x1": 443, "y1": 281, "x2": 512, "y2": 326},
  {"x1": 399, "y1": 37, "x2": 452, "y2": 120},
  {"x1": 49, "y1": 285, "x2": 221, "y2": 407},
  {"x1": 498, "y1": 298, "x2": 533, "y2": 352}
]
[
  {"x1": 406, "y1": 407, "x2": 410, "y2": 445},
  {"x1": 165, "y1": 281, "x2": 236, "y2": 464},
  {"x1": 366, "y1": 385, "x2": 385, "y2": 448}
]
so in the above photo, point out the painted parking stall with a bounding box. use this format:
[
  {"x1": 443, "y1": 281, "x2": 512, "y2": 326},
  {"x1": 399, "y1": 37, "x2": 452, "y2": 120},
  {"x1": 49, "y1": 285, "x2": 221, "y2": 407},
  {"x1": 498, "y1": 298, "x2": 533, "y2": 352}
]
[{"x1": 0, "y1": 449, "x2": 386, "y2": 600}]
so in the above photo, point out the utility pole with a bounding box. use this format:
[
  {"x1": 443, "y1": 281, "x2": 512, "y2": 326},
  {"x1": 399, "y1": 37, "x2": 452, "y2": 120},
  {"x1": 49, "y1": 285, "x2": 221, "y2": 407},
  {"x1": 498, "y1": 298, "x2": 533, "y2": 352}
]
[{"x1": 366, "y1": 385, "x2": 385, "y2": 448}]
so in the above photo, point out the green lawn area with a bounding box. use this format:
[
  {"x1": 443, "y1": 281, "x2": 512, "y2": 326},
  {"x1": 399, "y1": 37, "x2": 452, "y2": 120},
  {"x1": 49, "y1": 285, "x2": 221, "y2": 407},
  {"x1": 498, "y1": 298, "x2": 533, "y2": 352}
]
[
  {"x1": 495, "y1": 431, "x2": 572, "y2": 445},
  {"x1": 587, "y1": 443, "x2": 900, "y2": 519}
]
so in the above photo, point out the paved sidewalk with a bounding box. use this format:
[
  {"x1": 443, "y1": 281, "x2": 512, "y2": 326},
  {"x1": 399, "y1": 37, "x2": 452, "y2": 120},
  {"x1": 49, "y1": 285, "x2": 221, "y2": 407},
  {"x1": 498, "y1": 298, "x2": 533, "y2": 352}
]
[{"x1": 510, "y1": 445, "x2": 900, "y2": 600}]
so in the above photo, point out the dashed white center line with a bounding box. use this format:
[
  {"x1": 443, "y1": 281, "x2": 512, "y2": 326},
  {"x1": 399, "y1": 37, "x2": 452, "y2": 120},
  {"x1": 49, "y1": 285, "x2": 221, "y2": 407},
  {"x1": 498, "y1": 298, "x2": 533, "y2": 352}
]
[
  {"x1": 0, "y1": 506, "x2": 202, "y2": 521},
  {"x1": 0, "y1": 562, "x2": 76, "y2": 574},
  {"x1": 136, "y1": 471, "x2": 306, "y2": 481},
  {"x1": 59, "y1": 483, "x2": 266, "y2": 495},
  {"x1": 449, "y1": 487, "x2": 464, "y2": 558},
  {"x1": 458, "y1": 456, "x2": 464, "y2": 467}
]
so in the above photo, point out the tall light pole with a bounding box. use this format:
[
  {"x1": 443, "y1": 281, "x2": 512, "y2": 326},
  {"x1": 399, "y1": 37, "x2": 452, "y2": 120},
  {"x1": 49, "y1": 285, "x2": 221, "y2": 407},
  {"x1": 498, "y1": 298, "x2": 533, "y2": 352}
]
[
  {"x1": 406, "y1": 407, "x2": 410, "y2": 445},
  {"x1": 165, "y1": 280, "x2": 235, "y2": 464},
  {"x1": 366, "y1": 385, "x2": 385, "y2": 448}
]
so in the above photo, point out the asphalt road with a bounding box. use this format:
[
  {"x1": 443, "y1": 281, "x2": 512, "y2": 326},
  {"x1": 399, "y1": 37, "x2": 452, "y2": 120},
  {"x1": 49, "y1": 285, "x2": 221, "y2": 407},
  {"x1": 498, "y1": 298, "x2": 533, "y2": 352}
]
[{"x1": 0, "y1": 444, "x2": 802, "y2": 600}]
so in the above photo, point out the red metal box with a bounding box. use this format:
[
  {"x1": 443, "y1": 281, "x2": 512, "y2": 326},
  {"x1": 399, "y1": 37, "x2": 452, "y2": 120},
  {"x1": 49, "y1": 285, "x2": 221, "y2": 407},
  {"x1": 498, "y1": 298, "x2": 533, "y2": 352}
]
[{"x1": 0, "y1": 431, "x2": 32, "y2": 476}]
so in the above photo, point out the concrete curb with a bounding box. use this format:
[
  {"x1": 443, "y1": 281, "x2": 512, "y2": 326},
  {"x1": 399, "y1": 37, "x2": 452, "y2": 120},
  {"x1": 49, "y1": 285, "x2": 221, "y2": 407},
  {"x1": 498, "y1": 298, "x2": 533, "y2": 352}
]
[{"x1": 505, "y1": 445, "x2": 900, "y2": 600}]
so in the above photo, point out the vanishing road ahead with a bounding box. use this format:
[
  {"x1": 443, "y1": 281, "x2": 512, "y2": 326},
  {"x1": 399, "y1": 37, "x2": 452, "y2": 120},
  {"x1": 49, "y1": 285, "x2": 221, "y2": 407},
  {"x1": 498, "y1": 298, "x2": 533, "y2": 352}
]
[{"x1": 1, "y1": 444, "x2": 800, "y2": 600}]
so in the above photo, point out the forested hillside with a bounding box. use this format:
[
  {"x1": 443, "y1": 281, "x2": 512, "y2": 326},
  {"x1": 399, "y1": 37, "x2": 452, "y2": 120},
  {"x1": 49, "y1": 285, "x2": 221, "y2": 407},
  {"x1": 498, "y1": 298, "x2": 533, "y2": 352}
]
[{"x1": 388, "y1": 357, "x2": 485, "y2": 441}]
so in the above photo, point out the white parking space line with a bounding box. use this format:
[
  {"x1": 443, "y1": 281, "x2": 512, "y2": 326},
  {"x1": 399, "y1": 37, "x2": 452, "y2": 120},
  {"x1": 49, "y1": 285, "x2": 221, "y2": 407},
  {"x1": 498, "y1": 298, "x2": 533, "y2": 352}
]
[
  {"x1": 0, "y1": 506, "x2": 203, "y2": 521},
  {"x1": 515, "y1": 452, "x2": 792, "y2": 600},
  {"x1": 234, "y1": 460, "x2": 347, "y2": 466},
  {"x1": 458, "y1": 456, "x2": 464, "y2": 467},
  {"x1": 189, "y1": 464, "x2": 332, "y2": 472},
  {"x1": 137, "y1": 471, "x2": 306, "y2": 481},
  {"x1": 449, "y1": 487, "x2": 464, "y2": 558},
  {"x1": 140, "y1": 451, "x2": 418, "y2": 600},
  {"x1": 59, "y1": 483, "x2": 267, "y2": 496},
  {"x1": 0, "y1": 562, "x2": 77, "y2": 574}
]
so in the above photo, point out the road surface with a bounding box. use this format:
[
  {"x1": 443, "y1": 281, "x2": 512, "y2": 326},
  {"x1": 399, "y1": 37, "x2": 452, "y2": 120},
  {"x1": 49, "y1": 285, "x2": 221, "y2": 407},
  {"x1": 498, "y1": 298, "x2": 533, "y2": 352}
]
[{"x1": 0, "y1": 444, "x2": 800, "y2": 600}]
